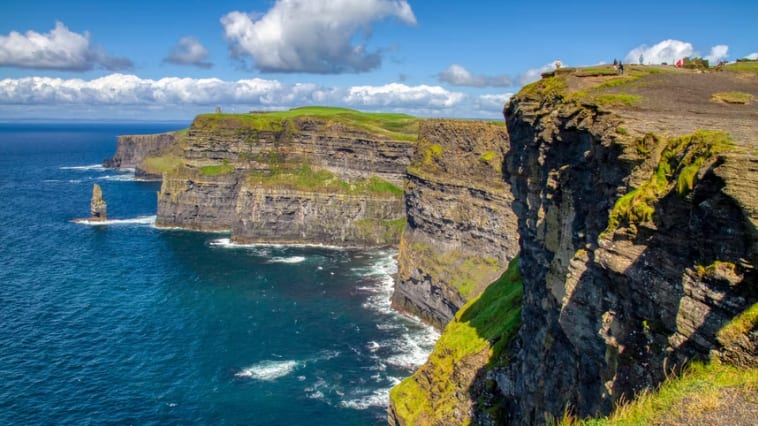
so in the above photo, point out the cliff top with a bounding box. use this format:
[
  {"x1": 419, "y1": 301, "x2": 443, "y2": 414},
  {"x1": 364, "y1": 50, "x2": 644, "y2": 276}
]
[
  {"x1": 192, "y1": 106, "x2": 419, "y2": 142},
  {"x1": 517, "y1": 61, "x2": 758, "y2": 148}
]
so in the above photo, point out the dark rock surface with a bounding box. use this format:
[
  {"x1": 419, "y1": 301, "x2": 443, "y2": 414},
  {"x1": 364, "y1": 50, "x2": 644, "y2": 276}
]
[{"x1": 391, "y1": 120, "x2": 519, "y2": 328}]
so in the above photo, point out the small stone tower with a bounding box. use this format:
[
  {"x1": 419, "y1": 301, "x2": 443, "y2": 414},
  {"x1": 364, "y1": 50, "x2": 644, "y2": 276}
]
[{"x1": 90, "y1": 183, "x2": 107, "y2": 221}]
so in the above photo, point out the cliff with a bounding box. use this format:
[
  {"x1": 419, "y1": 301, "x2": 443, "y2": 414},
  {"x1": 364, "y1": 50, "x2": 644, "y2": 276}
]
[
  {"x1": 389, "y1": 64, "x2": 758, "y2": 425},
  {"x1": 391, "y1": 120, "x2": 519, "y2": 328},
  {"x1": 104, "y1": 131, "x2": 180, "y2": 178},
  {"x1": 498, "y1": 64, "x2": 757, "y2": 424},
  {"x1": 154, "y1": 107, "x2": 416, "y2": 246}
]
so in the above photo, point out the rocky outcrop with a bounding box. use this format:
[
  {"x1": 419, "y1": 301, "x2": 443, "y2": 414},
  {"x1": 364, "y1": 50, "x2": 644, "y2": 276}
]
[
  {"x1": 104, "y1": 132, "x2": 178, "y2": 169},
  {"x1": 496, "y1": 73, "x2": 757, "y2": 424},
  {"x1": 155, "y1": 112, "x2": 412, "y2": 246},
  {"x1": 89, "y1": 183, "x2": 107, "y2": 221},
  {"x1": 391, "y1": 120, "x2": 519, "y2": 328}
]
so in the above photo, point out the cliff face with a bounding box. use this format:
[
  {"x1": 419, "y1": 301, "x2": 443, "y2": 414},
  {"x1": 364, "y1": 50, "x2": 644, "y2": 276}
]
[
  {"x1": 391, "y1": 120, "x2": 519, "y2": 328},
  {"x1": 497, "y1": 69, "x2": 758, "y2": 423},
  {"x1": 155, "y1": 111, "x2": 413, "y2": 246},
  {"x1": 104, "y1": 132, "x2": 178, "y2": 170}
]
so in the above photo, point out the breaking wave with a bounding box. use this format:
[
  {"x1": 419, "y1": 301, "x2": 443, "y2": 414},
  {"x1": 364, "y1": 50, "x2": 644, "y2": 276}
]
[{"x1": 74, "y1": 215, "x2": 156, "y2": 226}]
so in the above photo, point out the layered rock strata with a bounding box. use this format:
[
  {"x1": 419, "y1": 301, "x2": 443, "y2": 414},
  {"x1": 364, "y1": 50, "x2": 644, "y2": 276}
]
[
  {"x1": 391, "y1": 120, "x2": 519, "y2": 328},
  {"x1": 155, "y1": 114, "x2": 413, "y2": 246},
  {"x1": 89, "y1": 183, "x2": 107, "y2": 221},
  {"x1": 497, "y1": 73, "x2": 757, "y2": 424},
  {"x1": 104, "y1": 132, "x2": 178, "y2": 170}
]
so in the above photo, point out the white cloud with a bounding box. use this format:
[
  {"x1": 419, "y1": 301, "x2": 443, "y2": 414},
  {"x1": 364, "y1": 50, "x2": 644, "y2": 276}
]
[
  {"x1": 0, "y1": 21, "x2": 132, "y2": 71},
  {"x1": 704, "y1": 45, "x2": 729, "y2": 64},
  {"x1": 0, "y1": 74, "x2": 468, "y2": 118},
  {"x1": 344, "y1": 83, "x2": 464, "y2": 108},
  {"x1": 746, "y1": 53, "x2": 758, "y2": 60},
  {"x1": 220, "y1": 0, "x2": 416, "y2": 73},
  {"x1": 625, "y1": 39, "x2": 694, "y2": 64},
  {"x1": 476, "y1": 93, "x2": 513, "y2": 111},
  {"x1": 164, "y1": 37, "x2": 212, "y2": 69},
  {"x1": 517, "y1": 60, "x2": 562, "y2": 85},
  {"x1": 438, "y1": 64, "x2": 512, "y2": 87}
]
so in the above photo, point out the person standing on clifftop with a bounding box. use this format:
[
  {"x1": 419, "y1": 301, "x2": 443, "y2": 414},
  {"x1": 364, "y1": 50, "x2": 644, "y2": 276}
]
[{"x1": 619, "y1": 62, "x2": 624, "y2": 74}]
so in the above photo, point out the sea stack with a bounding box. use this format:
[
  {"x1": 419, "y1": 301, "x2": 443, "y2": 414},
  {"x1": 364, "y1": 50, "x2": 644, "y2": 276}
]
[{"x1": 89, "y1": 184, "x2": 107, "y2": 221}]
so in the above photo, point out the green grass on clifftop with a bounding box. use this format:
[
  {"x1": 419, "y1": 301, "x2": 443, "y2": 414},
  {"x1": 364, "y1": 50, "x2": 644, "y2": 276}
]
[
  {"x1": 390, "y1": 257, "x2": 523, "y2": 425},
  {"x1": 193, "y1": 107, "x2": 418, "y2": 142},
  {"x1": 560, "y1": 361, "x2": 758, "y2": 426}
]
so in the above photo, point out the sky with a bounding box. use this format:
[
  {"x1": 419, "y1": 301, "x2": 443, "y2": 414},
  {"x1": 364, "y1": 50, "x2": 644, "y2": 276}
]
[{"x1": 1, "y1": 0, "x2": 756, "y2": 121}]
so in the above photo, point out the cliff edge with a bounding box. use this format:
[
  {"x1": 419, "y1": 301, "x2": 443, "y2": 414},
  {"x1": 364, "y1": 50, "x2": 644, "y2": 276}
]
[{"x1": 390, "y1": 63, "x2": 757, "y2": 425}]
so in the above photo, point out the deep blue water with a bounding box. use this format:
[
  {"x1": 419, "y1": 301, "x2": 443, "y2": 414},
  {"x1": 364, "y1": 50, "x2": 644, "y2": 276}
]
[{"x1": 0, "y1": 123, "x2": 436, "y2": 425}]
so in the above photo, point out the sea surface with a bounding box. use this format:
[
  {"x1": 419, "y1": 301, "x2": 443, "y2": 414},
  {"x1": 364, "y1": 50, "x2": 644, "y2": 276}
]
[{"x1": 0, "y1": 123, "x2": 437, "y2": 425}]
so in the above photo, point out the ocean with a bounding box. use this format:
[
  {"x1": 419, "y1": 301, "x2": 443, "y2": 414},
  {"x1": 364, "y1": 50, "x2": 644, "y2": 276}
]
[{"x1": 0, "y1": 123, "x2": 437, "y2": 425}]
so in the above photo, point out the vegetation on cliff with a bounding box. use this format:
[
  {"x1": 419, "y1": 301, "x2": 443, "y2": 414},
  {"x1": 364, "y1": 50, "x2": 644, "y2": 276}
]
[
  {"x1": 560, "y1": 361, "x2": 758, "y2": 425},
  {"x1": 192, "y1": 106, "x2": 419, "y2": 141},
  {"x1": 390, "y1": 257, "x2": 522, "y2": 425},
  {"x1": 247, "y1": 164, "x2": 403, "y2": 196},
  {"x1": 606, "y1": 129, "x2": 734, "y2": 233}
]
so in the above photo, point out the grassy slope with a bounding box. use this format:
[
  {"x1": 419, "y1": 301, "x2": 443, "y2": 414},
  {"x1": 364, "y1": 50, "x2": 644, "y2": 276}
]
[
  {"x1": 390, "y1": 257, "x2": 523, "y2": 425},
  {"x1": 193, "y1": 106, "x2": 419, "y2": 142},
  {"x1": 561, "y1": 362, "x2": 757, "y2": 425}
]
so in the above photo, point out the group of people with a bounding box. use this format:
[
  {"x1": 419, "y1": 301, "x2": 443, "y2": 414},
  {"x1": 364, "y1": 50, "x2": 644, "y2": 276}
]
[{"x1": 612, "y1": 58, "x2": 625, "y2": 74}]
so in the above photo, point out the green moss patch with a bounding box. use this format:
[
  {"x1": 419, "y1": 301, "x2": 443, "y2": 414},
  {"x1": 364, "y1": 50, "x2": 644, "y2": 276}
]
[
  {"x1": 139, "y1": 155, "x2": 183, "y2": 175},
  {"x1": 606, "y1": 130, "x2": 734, "y2": 233},
  {"x1": 409, "y1": 242, "x2": 501, "y2": 299},
  {"x1": 198, "y1": 161, "x2": 235, "y2": 176},
  {"x1": 710, "y1": 91, "x2": 753, "y2": 105},
  {"x1": 390, "y1": 257, "x2": 523, "y2": 425}
]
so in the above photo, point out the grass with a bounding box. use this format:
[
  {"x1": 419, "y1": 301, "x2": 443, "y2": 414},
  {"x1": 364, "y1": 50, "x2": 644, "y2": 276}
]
[
  {"x1": 192, "y1": 106, "x2": 419, "y2": 142},
  {"x1": 606, "y1": 130, "x2": 734, "y2": 233},
  {"x1": 710, "y1": 91, "x2": 753, "y2": 105},
  {"x1": 559, "y1": 362, "x2": 758, "y2": 425},
  {"x1": 198, "y1": 161, "x2": 235, "y2": 176},
  {"x1": 248, "y1": 164, "x2": 403, "y2": 197},
  {"x1": 717, "y1": 302, "x2": 758, "y2": 346},
  {"x1": 593, "y1": 94, "x2": 642, "y2": 107},
  {"x1": 574, "y1": 66, "x2": 621, "y2": 77},
  {"x1": 725, "y1": 60, "x2": 758, "y2": 75},
  {"x1": 139, "y1": 155, "x2": 183, "y2": 175},
  {"x1": 390, "y1": 257, "x2": 523, "y2": 425}
]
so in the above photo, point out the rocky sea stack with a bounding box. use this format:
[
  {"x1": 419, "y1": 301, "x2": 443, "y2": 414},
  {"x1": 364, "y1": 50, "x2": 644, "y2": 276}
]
[{"x1": 89, "y1": 183, "x2": 107, "y2": 221}]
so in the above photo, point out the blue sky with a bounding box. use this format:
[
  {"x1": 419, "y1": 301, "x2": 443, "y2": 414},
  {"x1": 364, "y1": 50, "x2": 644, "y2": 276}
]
[{"x1": 1, "y1": 0, "x2": 756, "y2": 121}]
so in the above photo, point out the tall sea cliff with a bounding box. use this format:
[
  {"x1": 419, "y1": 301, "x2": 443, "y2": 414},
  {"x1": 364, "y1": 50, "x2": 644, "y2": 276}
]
[{"x1": 105, "y1": 65, "x2": 757, "y2": 424}]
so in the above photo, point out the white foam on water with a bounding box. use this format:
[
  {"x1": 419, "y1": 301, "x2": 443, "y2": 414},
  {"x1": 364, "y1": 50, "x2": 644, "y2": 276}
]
[
  {"x1": 338, "y1": 388, "x2": 391, "y2": 410},
  {"x1": 97, "y1": 173, "x2": 136, "y2": 182},
  {"x1": 207, "y1": 238, "x2": 347, "y2": 251},
  {"x1": 234, "y1": 360, "x2": 299, "y2": 381},
  {"x1": 384, "y1": 328, "x2": 439, "y2": 370},
  {"x1": 60, "y1": 164, "x2": 105, "y2": 171},
  {"x1": 74, "y1": 215, "x2": 156, "y2": 226},
  {"x1": 268, "y1": 256, "x2": 306, "y2": 264}
]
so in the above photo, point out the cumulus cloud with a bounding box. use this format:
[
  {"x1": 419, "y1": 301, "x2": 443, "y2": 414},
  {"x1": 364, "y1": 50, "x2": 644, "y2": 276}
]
[
  {"x1": 438, "y1": 64, "x2": 512, "y2": 87},
  {"x1": 0, "y1": 21, "x2": 132, "y2": 71},
  {"x1": 704, "y1": 45, "x2": 729, "y2": 64},
  {"x1": 517, "y1": 60, "x2": 562, "y2": 85},
  {"x1": 344, "y1": 83, "x2": 464, "y2": 108},
  {"x1": 164, "y1": 36, "x2": 212, "y2": 69},
  {"x1": 476, "y1": 93, "x2": 513, "y2": 111},
  {"x1": 0, "y1": 74, "x2": 466, "y2": 116},
  {"x1": 625, "y1": 39, "x2": 694, "y2": 64},
  {"x1": 221, "y1": 0, "x2": 416, "y2": 73},
  {"x1": 746, "y1": 53, "x2": 758, "y2": 60},
  {"x1": 624, "y1": 39, "x2": 730, "y2": 65}
]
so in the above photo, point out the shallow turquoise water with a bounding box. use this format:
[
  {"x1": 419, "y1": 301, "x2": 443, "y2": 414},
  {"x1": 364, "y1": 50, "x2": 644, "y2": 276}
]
[{"x1": 0, "y1": 123, "x2": 436, "y2": 425}]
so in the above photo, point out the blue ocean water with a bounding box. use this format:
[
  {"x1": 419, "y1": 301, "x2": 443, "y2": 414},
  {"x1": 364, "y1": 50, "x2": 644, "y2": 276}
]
[{"x1": 0, "y1": 123, "x2": 436, "y2": 425}]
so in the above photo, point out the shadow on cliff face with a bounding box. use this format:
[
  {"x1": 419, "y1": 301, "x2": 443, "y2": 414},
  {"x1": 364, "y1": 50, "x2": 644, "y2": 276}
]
[{"x1": 539, "y1": 158, "x2": 757, "y2": 420}]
